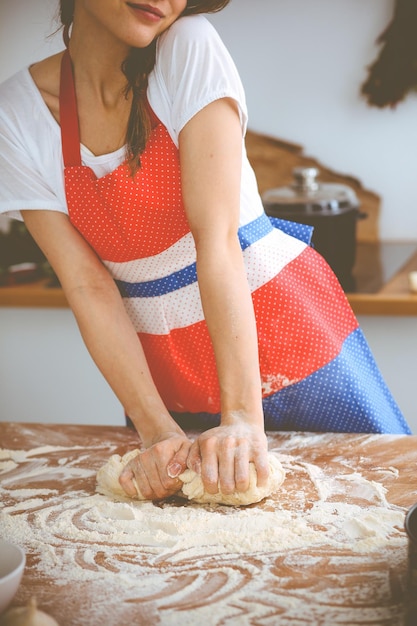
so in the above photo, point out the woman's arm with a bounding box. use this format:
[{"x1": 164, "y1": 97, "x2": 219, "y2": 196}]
[
  {"x1": 21, "y1": 210, "x2": 191, "y2": 498},
  {"x1": 179, "y1": 98, "x2": 269, "y2": 495}
]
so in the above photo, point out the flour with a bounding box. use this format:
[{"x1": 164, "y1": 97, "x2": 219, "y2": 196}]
[
  {"x1": 294, "y1": 459, "x2": 390, "y2": 503},
  {"x1": 0, "y1": 440, "x2": 410, "y2": 626},
  {"x1": 0, "y1": 460, "x2": 17, "y2": 472},
  {"x1": 0, "y1": 445, "x2": 86, "y2": 462}
]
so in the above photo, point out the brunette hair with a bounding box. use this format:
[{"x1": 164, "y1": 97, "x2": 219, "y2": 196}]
[{"x1": 59, "y1": 0, "x2": 231, "y2": 172}]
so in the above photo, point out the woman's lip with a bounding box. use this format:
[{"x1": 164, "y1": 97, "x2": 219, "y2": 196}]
[{"x1": 127, "y1": 3, "x2": 164, "y2": 19}]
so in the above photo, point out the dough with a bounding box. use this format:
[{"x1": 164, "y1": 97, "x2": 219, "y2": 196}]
[
  {"x1": 179, "y1": 454, "x2": 285, "y2": 505},
  {"x1": 96, "y1": 449, "x2": 143, "y2": 500},
  {"x1": 96, "y1": 449, "x2": 285, "y2": 506}
]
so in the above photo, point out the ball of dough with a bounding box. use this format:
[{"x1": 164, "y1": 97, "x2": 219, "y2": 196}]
[
  {"x1": 96, "y1": 450, "x2": 285, "y2": 506},
  {"x1": 96, "y1": 449, "x2": 142, "y2": 499}
]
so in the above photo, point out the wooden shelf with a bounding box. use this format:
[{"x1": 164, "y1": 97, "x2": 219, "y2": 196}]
[
  {"x1": 1, "y1": 245, "x2": 417, "y2": 315},
  {"x1": 348, "y1": 247, "x2": 417, "y2": 315},
  {"x1": 0, "y1": 278, "x2": 68, "y2": 308}
]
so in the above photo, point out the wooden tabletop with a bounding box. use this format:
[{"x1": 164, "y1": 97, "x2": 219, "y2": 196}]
[{"x1": 1, "y1": 422, "x2": 417, "y2": 625}]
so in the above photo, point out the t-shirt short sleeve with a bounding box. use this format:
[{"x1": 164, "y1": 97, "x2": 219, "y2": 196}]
[
  {"x1": 0, "y1": 71, "x2": 67, "y2": 221},
  {"x1": 147, "y1": 15, "x2": 248, "y2": 147}
]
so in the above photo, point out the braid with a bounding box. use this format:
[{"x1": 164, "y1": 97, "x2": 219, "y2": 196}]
[
  {"x1": 123, "y1": 0, "x2": 232, "y2": 173},
  {"x1": 60, "y1": 0, "x2": 74, "y2": 28},
  {"x1": 122, "y1": 42, "x2": 157, "y2": 173}
]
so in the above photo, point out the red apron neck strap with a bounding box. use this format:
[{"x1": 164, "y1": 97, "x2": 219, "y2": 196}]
[{"x1": 59, "y1": 49, "x2": 82, "y2": 167}]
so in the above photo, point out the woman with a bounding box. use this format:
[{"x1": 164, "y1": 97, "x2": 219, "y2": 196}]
[{"x1": 0, "y1": 0, "x2": 410, "y2": 501}]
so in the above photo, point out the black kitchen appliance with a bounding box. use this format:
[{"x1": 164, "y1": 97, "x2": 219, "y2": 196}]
[{"x1": 262, "y1": 167, "x2": 366, "y2": 292}]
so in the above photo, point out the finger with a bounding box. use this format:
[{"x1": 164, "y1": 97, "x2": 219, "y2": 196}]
[
  {"x1": 119, "y1": 463, "x2": 152, "y2": 499},
  {"x1": 118, "y1": 467, "x2": 138, "y2": 497},
  {"x1": 127, "y1": 452, "x2": 165, "y2": 500},
  {"x1": 200, "y1": 438, "x2": 219, "y2": 495},
  {"x1": 144, "y1": 449, "x2": 180, "y2": 499},
  {"x1": 167, "y1": 442, "x2": 191, "y2": 478},
  {"x1": 218, "y1": 436, "x2": 238, "y2": 495},
  {"x1": 252, "y1": 452, "x2": 270, "y2": 487},
  {"x1": 234, "y1": 440, "x2": 250, "y2": 493},
  {"x1": 154, "y1": 464, "x2": 182, "y2": 499},
  {"x1": 186, "y1": 440, "x2": 202, "y2": 475}
]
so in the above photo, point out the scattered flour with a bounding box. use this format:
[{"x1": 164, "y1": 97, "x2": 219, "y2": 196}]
[{"x1": 0, "y1": 440, "x2": 410, "y2": 626}]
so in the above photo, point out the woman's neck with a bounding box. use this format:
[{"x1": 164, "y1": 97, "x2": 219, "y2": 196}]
[
  {"x1": 30, "y1": 45, "x2": 133, "y2": 156},
  {"x1": 68, "y1": 28, "x2": 130, "y2": 110},
  {"x1": 63, "y1": 17, "x2": 134, "y2": 156}
]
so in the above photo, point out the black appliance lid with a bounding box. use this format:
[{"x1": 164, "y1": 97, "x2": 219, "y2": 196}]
[{"x1": 262, "y1": 167, "x2": 360, "y2": 215}]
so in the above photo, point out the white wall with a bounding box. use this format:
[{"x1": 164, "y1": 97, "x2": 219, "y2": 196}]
[
  {"x1": 0, "y1": 308, "x2": 125, "y2": 426},
  {"x1": 0, "y1": 1, "x2": 416, "y2": 432},
  {"x1": 208, "y1": 0, "x2": 417, "y2": 241},
  {"x1": 0, "y1": 1, "x2": 64, "y2": 77}
]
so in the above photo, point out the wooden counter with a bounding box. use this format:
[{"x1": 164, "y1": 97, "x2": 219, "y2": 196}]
[
  {"x1": 0, "y1": 278, "x2": 67, "y2": 308},
  {"x1": 349, "y1": 243, "x2": 417, "y2": 315},
  {"x1": 1, "y1": 243, "x2": 417, "y2": 314},
  {"x1": 1, "y1": 422, "x2": 417, "y2": 625}
]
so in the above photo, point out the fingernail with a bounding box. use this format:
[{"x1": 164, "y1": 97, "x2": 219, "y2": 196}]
[
  {"x1": 191, "y1": 460, "x2": 201, "y2": 475},
  {"x1": 167, "y1": 463, "x2": 182, "y2": 478}
]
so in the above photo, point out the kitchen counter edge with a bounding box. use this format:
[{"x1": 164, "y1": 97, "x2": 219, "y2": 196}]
[{"x1": 1, "y1": 247, "x2": 417, "y2": 316}]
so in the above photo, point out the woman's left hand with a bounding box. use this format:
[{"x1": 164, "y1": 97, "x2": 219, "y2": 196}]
[
  {"x1": 186, "y1": 421, "x2": 269, "y2": 496},
  {"x1": 119, "y1": 432, "x2": 193, "y2": 500}
]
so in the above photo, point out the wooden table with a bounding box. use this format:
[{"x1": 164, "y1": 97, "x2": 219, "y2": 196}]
[{"x1": 1, "y1": 422, "x2": 417, "y2": 625}]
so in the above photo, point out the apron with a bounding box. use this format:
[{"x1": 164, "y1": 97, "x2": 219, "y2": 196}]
[{"x1": 59, "y1": 49, "x2": 410, "y2": 435}]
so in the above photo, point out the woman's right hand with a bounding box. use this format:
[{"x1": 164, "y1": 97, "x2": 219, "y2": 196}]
[
  {"x1": 119, "y1": 432, "x2": 193, "y2": 500},
  {"x1": 186, "y1": 421, "x2": 269, "y2": 497}
]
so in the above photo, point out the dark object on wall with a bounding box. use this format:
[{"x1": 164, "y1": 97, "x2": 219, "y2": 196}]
[
  {"x1": 361, "y1": 0, "x2": 417, "y2": 108},
  {"x1": 262, "y1": 167, "x2": 366, "y2": 292}
]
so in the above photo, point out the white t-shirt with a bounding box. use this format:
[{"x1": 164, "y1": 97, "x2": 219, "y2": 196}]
[{"x1": 0, "y1": 15, "x2": 264, "y2": 225}]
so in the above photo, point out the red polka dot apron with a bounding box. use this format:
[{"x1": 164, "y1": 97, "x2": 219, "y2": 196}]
[{"x1": 59, "y1": 49, "x2": 410, "y2": 434}]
